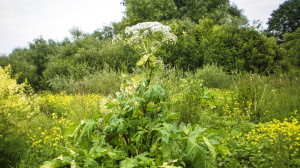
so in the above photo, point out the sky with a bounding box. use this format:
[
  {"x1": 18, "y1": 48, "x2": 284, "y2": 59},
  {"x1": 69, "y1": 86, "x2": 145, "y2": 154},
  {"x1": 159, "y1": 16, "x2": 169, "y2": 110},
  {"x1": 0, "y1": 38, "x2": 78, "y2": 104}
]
[
  {"x1": 230, "y1": 0, "x2": 286, "y2": 28},
  {"x1": 0, "y1": 0, "x2": 286, "y2": 55}
]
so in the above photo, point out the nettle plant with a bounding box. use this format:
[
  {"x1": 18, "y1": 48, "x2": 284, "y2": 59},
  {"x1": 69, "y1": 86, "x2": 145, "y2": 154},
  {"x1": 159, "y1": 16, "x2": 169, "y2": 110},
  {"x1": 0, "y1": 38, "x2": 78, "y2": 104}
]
[{"x1": 42, "y1": 22, "x2": 229, "y2": 168}]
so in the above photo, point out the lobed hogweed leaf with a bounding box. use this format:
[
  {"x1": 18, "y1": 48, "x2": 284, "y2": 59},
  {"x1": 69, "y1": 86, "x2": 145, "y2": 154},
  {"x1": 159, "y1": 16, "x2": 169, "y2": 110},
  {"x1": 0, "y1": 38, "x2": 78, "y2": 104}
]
[
  {"x1": 83, "y1": 158, "x2": 100, "y2": 168},
  {"x1": 143, "y1": 84, "x2": 167, "y2": 104},
  {"x1": 216, "y1": 145, "x2": 231, "y2": 157},
  {"x1": 78, "y1": 120, "x2": 98, "y2": 144},
  {"x1": 120, "y1": 157, "x2": 138, "y2": 168}
]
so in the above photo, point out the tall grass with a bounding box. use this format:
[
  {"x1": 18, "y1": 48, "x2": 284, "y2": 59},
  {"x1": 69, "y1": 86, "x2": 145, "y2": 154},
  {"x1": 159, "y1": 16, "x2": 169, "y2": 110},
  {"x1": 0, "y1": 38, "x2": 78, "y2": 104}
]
[
  {"x1": 232, "y1": 72, "x2": 299, "y2": 122},
  {"x1": 160, "y1": 65, "x2": 299, "y2": 125}
]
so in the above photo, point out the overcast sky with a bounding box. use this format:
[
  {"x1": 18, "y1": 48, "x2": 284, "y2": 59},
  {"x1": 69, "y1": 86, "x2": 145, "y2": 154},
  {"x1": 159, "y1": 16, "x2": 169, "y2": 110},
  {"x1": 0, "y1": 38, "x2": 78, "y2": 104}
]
[
  {"x1": 0, "y1": 0, "x2": 286, "y2": 55},
  {"x1": 231, "y1": 0, "x2": 286, "y2": 27}
]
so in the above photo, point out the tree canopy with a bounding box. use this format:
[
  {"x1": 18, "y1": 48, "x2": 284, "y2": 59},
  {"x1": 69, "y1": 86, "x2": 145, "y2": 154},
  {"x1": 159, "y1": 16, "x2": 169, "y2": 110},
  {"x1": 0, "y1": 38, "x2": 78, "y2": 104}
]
[
  {"x1": 121, "y1": 0, "x2": 247, "y2": 26},
  {"x1": 267, "y1": 0, "x2": 300, "y2": 39}
]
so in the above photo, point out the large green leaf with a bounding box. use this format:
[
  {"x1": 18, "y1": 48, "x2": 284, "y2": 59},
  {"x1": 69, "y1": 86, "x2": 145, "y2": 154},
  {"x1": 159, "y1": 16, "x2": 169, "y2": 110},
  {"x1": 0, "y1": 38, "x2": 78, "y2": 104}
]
[
  {"x1": 120, "y1": 157, "x2": 138, "y2": 168},
  {"x1": 83, "y1": 158, "x2": 100, "y2": 168},
  {"x1": 143, "y1": 84, "x2": 167, "y2": 104},
  {"x1": 78, "y1": 120, "x2": 98, "y2": 144},
  {"x1": 216, "y1": 145, "x2": 231, "y2": 157}
]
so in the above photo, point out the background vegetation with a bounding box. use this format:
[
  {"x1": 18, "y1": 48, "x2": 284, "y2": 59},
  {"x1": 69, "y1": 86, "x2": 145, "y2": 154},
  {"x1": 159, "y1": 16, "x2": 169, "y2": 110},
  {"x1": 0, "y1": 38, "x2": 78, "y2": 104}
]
[{"x1": 0, "y1": 0, "x2": 299, "y2": 167}]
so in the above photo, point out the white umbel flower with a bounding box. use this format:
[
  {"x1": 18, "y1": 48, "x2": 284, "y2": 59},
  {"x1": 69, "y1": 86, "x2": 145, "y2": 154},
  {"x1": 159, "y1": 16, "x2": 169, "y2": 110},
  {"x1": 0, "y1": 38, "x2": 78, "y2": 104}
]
[
  {"x1": 125, "y1": 22, "x2": 171, "y2": 35},
  {"x1": 113, "y1": 22, "x2": 177, "y2": 69},
  {"x1": 113, "y1": 22, "x2": 177, "y2": 45}
]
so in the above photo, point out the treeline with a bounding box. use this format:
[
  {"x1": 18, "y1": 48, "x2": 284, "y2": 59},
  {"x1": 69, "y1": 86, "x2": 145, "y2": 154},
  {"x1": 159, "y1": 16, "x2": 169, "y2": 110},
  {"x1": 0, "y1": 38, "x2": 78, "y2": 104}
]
[{"x1": 0, "y1": 0, "x2": 299, "y2": 92}]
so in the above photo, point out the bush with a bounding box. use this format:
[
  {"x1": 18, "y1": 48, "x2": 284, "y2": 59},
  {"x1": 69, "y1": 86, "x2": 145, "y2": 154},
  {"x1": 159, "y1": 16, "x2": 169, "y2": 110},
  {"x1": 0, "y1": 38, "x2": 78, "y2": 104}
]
[
  {"x1": 194, "y1": 64, "x2": 232, "y2": 89},
  {"x1": 48, "y1": 65, "x2": 123, "y2": 95},
  {"x1": 0, "y1": 66, "x2": 33, "y2": 167}
]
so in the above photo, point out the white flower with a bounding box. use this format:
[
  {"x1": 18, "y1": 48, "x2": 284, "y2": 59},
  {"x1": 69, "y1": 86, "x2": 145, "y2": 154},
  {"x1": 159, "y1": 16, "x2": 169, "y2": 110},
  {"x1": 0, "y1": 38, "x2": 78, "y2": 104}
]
[
  {"x1": 57, "y1": 155, "x2": 63, "y2": 161},
  {"x1": 125, "y1": 22, "x2": 173, "y2": 37},
  {"x1": 143, "y1": 30, "x2": 149, "y2": 35}
]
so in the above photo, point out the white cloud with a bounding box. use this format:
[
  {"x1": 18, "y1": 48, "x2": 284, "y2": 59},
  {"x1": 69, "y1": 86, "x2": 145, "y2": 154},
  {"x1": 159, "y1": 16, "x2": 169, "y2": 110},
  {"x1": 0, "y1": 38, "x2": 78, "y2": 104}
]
[{"x1": 0, "y1": 0, "x2": 125, "y2": 55}]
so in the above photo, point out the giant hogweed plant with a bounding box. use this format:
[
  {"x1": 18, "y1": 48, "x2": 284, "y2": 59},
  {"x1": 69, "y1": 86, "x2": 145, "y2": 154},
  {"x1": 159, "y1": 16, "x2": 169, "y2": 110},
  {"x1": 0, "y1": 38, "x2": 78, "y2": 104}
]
[{"x1": 42, "y1": 22, "x2": 229, "y2": 168}]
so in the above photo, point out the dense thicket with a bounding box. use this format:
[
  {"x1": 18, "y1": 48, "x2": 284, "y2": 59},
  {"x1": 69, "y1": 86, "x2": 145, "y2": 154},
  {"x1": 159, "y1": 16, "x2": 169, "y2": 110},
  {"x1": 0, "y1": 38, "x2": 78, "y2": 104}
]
[{"x1": 0, "y1": 0, "x2": 297, "y2": 91}]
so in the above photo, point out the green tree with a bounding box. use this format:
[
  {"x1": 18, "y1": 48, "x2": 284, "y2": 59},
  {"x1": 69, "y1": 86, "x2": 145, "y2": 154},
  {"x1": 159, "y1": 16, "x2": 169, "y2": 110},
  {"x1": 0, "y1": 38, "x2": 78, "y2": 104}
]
[
  {"x1": 29, "y1": 38, "x2": 57, "y2": 89},
  {"x1": 122, "y1": 0, "x2": 178, "y2": 26},
  {"x1": 158, "y1": 19, "x2": 202, "y2": 71},
  {"x1": 160, "y1": 18, "x2": 288, "y2": 73},
  {"x1": 9, "y1": 48, "x2": 39, "y2": 89},
  {"x1": 92, "y1": 26, "x2": 114, "y2": 41},
  {"x1": 267, "y1": 0, "x2": 300, "y2": 40},
  {"x1": 121, "y1": 0, "x2": 245, "y2": 26},
  {"x1": 282, "y1": 27, "x2": 300, "y2": 67},
  {"x1": 69, "y1": 27, "x2": 84, "y2": 40},
  {"x1": 0, "y1": 54, "x2": 9, "y2": 68},
  {"x1": 174, "y1": 0, "x2": 230, "y2": 23}
]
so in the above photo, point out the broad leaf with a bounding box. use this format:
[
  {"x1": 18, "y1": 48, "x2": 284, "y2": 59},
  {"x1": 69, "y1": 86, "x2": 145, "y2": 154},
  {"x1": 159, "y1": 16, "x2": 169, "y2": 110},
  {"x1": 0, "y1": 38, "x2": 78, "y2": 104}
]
[
  {"x1": 83, "y1": 158, "x2": 99, "y2": 168},
  {"x1": 143, "y1": 84, "x2": 167, "y2": 104},
  {"x1": 78, "y1": 120, "x2": 98, "y2": 144},
  {"x1": 120, "y1": 157, "x2": 138, "y2": 168},
  {"x1": 216, "y1": 145, "x2": 231, "y2": 157}
]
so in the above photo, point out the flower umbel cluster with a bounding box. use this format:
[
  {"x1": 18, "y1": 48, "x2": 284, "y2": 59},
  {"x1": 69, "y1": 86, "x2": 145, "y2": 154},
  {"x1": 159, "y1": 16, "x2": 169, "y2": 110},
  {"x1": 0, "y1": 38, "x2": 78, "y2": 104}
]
[
  {"x1": 125, "y1": 22, "x2": 177, "y2": 45},
  {"x1": 125, "y1": 22, "x2": 170, "y2": 35},
  {"x1": 115, "y1": 22, "x2": 177, "y2": 69}
]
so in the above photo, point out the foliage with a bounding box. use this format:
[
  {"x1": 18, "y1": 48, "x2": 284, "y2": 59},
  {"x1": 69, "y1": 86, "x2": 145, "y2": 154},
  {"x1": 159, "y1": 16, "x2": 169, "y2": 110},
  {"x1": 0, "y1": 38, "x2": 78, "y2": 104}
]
[
  {"x1": 1, "y1": 1, "x2": 300, "y2": 167},
  {"x1": 267, "y1": 0, "x2": 300, "y2": 40},
  {"x1": 41, "y1": 22, "x2": 226, "y2": 168},
  {"x1": 121, "y1": 0, "x2": 246, "y2": 26},
  {"x1": 1, "y1": 61, "x2": 299, "y2": 167},
  {"x1": 46, "y1": 65, "x2": 124, "y2": 95},
  {"x1": 0, "y1": 66, "x2": 33, "y2": 167},
  {"x1": 8, "y1": 48, "x2": 40, "y2": 90},
  {"x1": 282, "y1": 27, "x2": 300, "y2": 67},
  {"x1": 0, "y1": 54, "x2": 9, "y2": 68},
  {"x1": 173, "y1": 0, "x2": 239, "y2": 24},
  {"x1": 159, "y1": 18, "x2": 289, "y2": 73},
  {"x1": 193, "y1": 19, "x2": 289, "y2": 74},
  {"x1": 168, "y1": 77, "x2": 221, "y2": 125},
  {"x1": 193, "y1": 64, "x2": 232, "y2": 89},
  {"x1": 244, "y1": 117, "x2": 300, "y2": 167},
  {"x1": 122, "y1": 0, "x2": 178, "y2": 26},
  {"x1": 232, "y1": 72, "x2": 300, "y2": 122}
]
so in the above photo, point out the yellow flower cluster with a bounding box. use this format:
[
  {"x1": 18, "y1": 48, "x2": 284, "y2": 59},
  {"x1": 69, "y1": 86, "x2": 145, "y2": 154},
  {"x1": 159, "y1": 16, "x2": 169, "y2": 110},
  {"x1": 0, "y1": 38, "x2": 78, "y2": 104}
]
[
  {"x1": 0, "y1": 65, "x2": 39, "y2": 139},
  {"x1": 29, "y1": 92, "x2": 110, "y2": 151},
  {"x1": 39, "y1": 92, "x2": 108, "y2": 119},
  {"x1": 29, "y1": 110, "x2": 72, "y2": 151},
  {"x1": 245, "y1": 117, "x2": 300, "y2": 157},
  {"x1": 29, "y1": 126, "x2": 65, "y2": 151},
  {"x1": 0, "y1": 65, "x2": 27, "y2": 97},
  {"x1": 39, "y1": 92, "x2": 73, "y2": 117},
  {"x1": 222, "y1": 99, "x2": 252, "y2": 121}
]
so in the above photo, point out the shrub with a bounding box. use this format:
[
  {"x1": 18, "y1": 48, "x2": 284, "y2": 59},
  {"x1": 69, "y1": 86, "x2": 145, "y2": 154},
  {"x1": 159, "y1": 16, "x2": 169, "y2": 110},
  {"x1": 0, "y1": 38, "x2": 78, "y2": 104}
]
[
  {"x1": 0, "y1": 66, "x2": 33, "y2": 167},
  {"x1": 194, "y1": 64, "x2": 232, "y2": 89}
]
